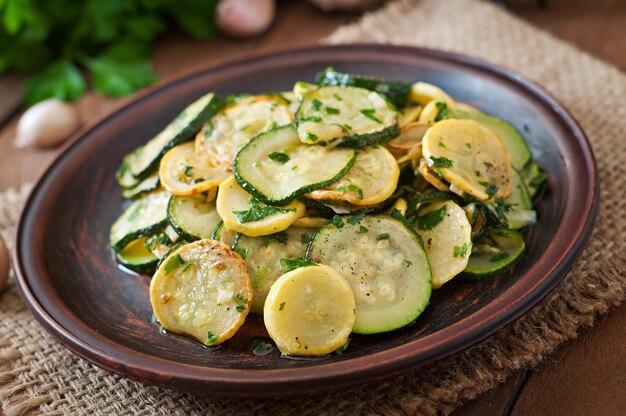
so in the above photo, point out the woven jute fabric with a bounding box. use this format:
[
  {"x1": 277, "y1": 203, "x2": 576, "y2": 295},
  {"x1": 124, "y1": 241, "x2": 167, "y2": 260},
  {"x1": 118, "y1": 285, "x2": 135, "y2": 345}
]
[{"x1": 1, "y1": 0, "x2": 625, "y2": 414}]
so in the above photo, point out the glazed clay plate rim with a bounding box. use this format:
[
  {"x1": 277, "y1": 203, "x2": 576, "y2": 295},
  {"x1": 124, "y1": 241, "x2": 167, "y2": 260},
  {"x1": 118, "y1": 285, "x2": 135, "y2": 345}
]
[{"x1": 13, "y1": 44, "x2": 598, "y2": 396}]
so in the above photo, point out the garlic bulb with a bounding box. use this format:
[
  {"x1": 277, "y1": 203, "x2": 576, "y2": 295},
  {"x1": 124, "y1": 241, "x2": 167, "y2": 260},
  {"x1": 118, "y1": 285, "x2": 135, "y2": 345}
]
[
  {"x1": 15, "y1": 99, "x2": 81, "y2": 149},
  {"x1": 216, "y1": 0, "x2": 275, "y2": 38},
  {"x1": 0, "y1": 234, "x2": 8, "y2": 293},
  {"x1": 309, "y1": 0, "x2": 385, "y2": 11}
]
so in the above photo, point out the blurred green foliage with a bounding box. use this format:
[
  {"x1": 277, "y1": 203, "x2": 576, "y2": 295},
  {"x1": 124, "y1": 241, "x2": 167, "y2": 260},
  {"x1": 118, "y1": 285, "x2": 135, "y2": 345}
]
[{"x1": 0, "y1": 0, "x2": 218, "y2": 105}]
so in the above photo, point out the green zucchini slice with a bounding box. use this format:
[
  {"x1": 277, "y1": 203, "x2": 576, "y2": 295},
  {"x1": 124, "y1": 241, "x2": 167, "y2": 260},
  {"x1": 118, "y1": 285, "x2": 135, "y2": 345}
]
[
  {"x1": 117, "y1": 92, "x2": 223, "y2": 183},
  {"x1": 110, "y1": 191, "x2": 170, "y2": 251},
  {"x1": 296, "y1": 86, "x2": 398, "y2": 147},
  {"x1": 521, "y1": 161, "x2": 548, "y2": 199},
  {"x1": 316, "y1": 68, "x2": 411, "y2": 107},
  {"x1": 233, "y1": 124, "x2": 356, "y2": 205},
  {"x1": 487, "y1": 168, "x2": 536, "y2": 229},
  {"x1": 122, "y1": 173, "x2": 160, "y2": 199},
  {"x1": 167, "y1": 195, "x2": 222, "y2": 241},
  {"x1": 306, "y1": 215, "x2": 432, "y2": 334},
  {"x1": 447, "y1": 109, "x2": 531, "y2": 170},
  {"x1": 461, "y1": 227, "x2": 525, "y2": 280},
  {"x1": 116, "y1": 237, "x2": 159, "y2": 275}
]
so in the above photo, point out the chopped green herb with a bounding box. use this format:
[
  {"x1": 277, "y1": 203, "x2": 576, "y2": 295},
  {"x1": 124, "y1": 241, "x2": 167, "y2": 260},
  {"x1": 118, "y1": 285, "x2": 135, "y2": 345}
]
[
  {"x1": 251, "y1": 339, "x2": 273, "y2": 355},
  {"x1": 417, "y1": 205, "x2": 447, "y2": 230},
  {"x1": 326, "y1": 106, "x2": 340, "y2": 115},
  {"x1": 262, "y1": 231, "x2": 289, "y2": 247},
  {"x1": 206, "y1": 331, "x2": 219, "y2": 345},
  {"x1": 291, "y1": 165, "x2": 298, "y2": 171},
  {"x1": 347, "y1": 211, "x2": 367, "y2": 225},
  {"x1": 279, "y1": 302, "x2": 286, "y2": 311},
  {"x1": 494, "y1": 198, "x2": 516, "y2": 221},
  {"x1": 429, "y1": 155, "x2": 454, "y2": 177},
  {"x1": 475, "y1": 170, "x2": 481, "y2": 177},
  {"x1": 300, "y1": 233, "x2": 311, "y2": 244},
  {"x1": 269, "y1": 121, "x2": 279, "y2": 130},
  {"x1": 338, "y1": 123, "x2": 353, "y2": 133},
  {"x1": 439, "y1": 140, "x2": 446, "y2": 148},
  {"x1": 300, "y1": 115, "x2": 322, "y2": 123},
  {"x1": 251, "y1": 267, "x2": 269, "y2": 289},
  {"x1": 333, "y1": 93, "x2": 343, "y2": 101},
  {"x1": 164, "y1": 254, "x2": 185, "y2": 274},
  {"x1": 434, "y1": 101, "x2": 449, "y2": 121},
  {"x1": 490, "y1": 252, "x2": 510, "y2": 262},
  {"x1": 466, "y1": 143, "x2": 472, "y2": 149},
  {"x1": 192, "y1": 178, "x2": 205, "y2": 184},
  {"x1": 180, "y1": 263, "x2": 192, "y2": 273},
  {"x1": 310, "y1": 99, "x2": 322, "y2": 111},
  {"x1": 234, "y1": 294, "x2": 247, "y2": 313},
  {"x1": 182, "y1": 165, "x2": 193, "y2": 176},
  {"x1": 235, "y1": 247, "x2": 249, "y2": 260},
  {"x1": 359, "y1": 225, "x2": 369, "y2": 234},
  {"x1": 253, "y1": 161, "x2": 261, "y2": 168},
  {"x1": 453, "y1": 243, "x2": 470, "y2": 258},
  {"x1": 404, "y1": 259, "x2": 413, "y2": 267},
  {"x1": 334, "y1": 338, "x2": 351, "y2": 355},
  {"x1": 268, "y1": 151, "x2": 290, "y2": 164},
  {"x1": 280, "y1": 257, "x2": 316, "y2": 272},
  {"x1": 331, "y1": 215, "x2": 344, "y2": 228},
  {"x1": 233, "y1": 198, "x2": 296, "y2": 223},
  {"x1": 479, "y1": 181, "x2": 498, "y2": 199},
  {"x1": 337, "y1": 183, "x2": 364, "y2": 199},
  {"x1": 359, "y1": 108, "x2": 382, "y2": 124},
  {"x1": 376, "y1": 233, "x2": 390, "y2": 240},
  {"x1": 306, "y1": 132, "x2": 319, "y2": 141}
]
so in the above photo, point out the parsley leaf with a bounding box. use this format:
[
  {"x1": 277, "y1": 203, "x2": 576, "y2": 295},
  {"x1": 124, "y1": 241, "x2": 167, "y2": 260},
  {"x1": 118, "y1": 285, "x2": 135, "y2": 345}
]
[
  {"x1": 306, "y1": 132, "x2": 319, "y2": 141},
  {"x1": 268, "y1": 151, "x2": 290, "y2": 164},
  {"x1": 310, "y1": 99, "x2": 322, "y2": 111},
  {"x1": 261, "y1": 231, "x2": 289, "y2": 247},
  {"x1": 206, "y1": 331, "x2": 219, "y2": 345},
  {"x1": 331, "y1": 215, "x2": 344, "y2": 228},
  {"x1": 234, "y1": 294, "x2": 247, "y2": 313},
  {"x1": 429, "y1": 155, "x2": 454, "y2": 177},
  {"x1": 360, "y1": 108, "x2": 382, "y2": 124},
  {"x1": 479, "y1": 181, "x2": 499, "y2": 199},
  {"x1": 359, "y1": 225, "x2": 368, "y2": 234},
  {"x1": 376, "y1": 233, "x2": 390, "y2": 240},
  {"x1": 280, "y1": 257, "x2": 316, "y2": 272},
  {"x1": 23, "y1": 60, "x2": 87, "y2": 106},
  {"x1": 234, "y1": 198, "x2": 296, "y2": 223},
  {"x1": 164, "y1": 254, "x2": 185, "y2": 275},
  {"x1": 326, "y1": 106, "x2": 340, "y2": 115},
  {"x1": 417, "y1": 205, "x2": 447, "y2": 230},
  {"x1": 434, "y1": 101, "x2": 449, "y2": 121},
  {"x1": 337, "y1": 183, "x2": 363, "y2": 199},
  {"x1": 453, "y1": 243, "x2": 470, "y2": 258}
]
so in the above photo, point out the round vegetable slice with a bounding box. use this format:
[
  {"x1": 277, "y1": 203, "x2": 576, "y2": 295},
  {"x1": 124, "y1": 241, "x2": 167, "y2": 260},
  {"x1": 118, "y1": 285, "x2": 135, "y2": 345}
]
[
  {"x1": 216, "y1": 176, "x2": 305, "y2": 237},
  {"x1": 167, "y1": 194, "x2": 222, "y2": 240},
  {"x1": 307, "y1": 215, "x2": 432, "y2": 334},
  {"x1": 397, "y1": 105, "x2": 423, "y2": 128},
  {"x1": 305, "y1": 146, "x2": 400, "y2": 206},
  {"x1": 233, "y1": 124, "x2": 356, "y2": 205},
  {"x1": 195, "y1": 95, "x2": 293, "y2": 168},
  {"x1": 387, "y1": 122, "x2": 432, "y2": 151},
  {"x1": 410, "y1": 82, "x2": 455, "y2": 106},
  {"x1": 159, "y1": 142, "x2": 230, "y2": 196},
  {"x1": 116, "y1": 237, "x2": 159, "y2": 275},
  {"x1": 150, "y1": 239, "x2": 253, "y2": 346},
  {"x1": 263, "y1": 264, "x2": 355, "y2": 356},
  {"x1": 296, "y1": 86, "x2": 397, "y2": 146},
  {"x1": 422, "y1": 119, "x2": 512, "y2": 201},
  {"x1": 461, "y1": 227, "x2": 525, "y2": 280},
  {"x1": 110, "y1": 191, "x2": 170, "y2": 251},
  {"x1": 414, "y1": 200, "x2": 472, "y2": 289}
]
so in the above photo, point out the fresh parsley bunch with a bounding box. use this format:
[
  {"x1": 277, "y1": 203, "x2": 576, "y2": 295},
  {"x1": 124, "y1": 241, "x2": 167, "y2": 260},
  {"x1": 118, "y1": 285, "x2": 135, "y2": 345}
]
[{"x1": 0, "y1": 0, "x2": 218, "y2": 106}]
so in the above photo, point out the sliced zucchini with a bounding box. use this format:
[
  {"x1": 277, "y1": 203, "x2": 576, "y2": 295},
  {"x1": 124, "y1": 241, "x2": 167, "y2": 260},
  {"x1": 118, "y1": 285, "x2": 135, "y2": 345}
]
[
  {"x1": 418, "y1": 100, "x2": 446, "y2": 123},
  {"x1": 461, "y1": 227, "x2": 525, "y2": 280},
  {"x1": 228, "y1": 227, "x2": 310, "y2": 314},
  {"x1": 292, "y1": 216, "x2": 330, "y2": 228},
  {"x1": 487, "y1": 169, "x2": 535, "y2": 229},
  {"x1": 521, "y1": 161, "x2": 548, "y2": 199},
  {"x1": 410, "y1": 82, "x2": 456, "y2": 107},
  {"x1": 448, "y1": 109, "x2": 531, "y2": 169},
  {"x1": 315, "y1": 68, "x2": 412, "y2": 107},
  {"x1": 293, "y1": 81, "x2": 317, "y2": 101},
  {"x1": 263, "y1": 264, "x2": 356, "y2": 356},
  {"x1": 116, "y1": 162, "x2": 141, "y2": 189},
  {"x1": 415, "y1": 200, "x2": 472, "y2": 289},
  {"x1": 422, "y1": 119, "x2": 512, "y2": 201},
  {"x1": 118, "y1": 92, "x2": 223, "y2": 182},
  {"x1": 110, "y1": 191, "x2": 170, "y2": 251},
  {"x1": 306, "y1": 215, "x2": 431, "y2": 334},
  {"x1": 116, "y1": 237, "x2": 159, "y2": 275},
  {"x1": 296, "y1": 86, "x2": 398, "y2": 147},
  {"x1": 145, "y1": 226, "x2": 179, "y2": 260},
  {"x1": 306, "y1": 146, "x2": 400, "y2": 205},
  {"x1": 122, "y1": 173, "x2": 160, "y2": 199},
  {"x1": 167, "y1": 195, "x2": 222, "y2": 241},
  {"x1": 216, "y1": 176, "x2": 305, "y2": 237},
  {"x1": 463, "y1": 202, "x2": 488, "y2": 240},
  {"x1": 150, "y1": 240, "x2": 253, "y2": 346},
  {"x1": 159, "y1": 142, "x2": 230, "y2": 196},
  {"x1": 233, "y1": 124, "x2": 356, "y2": 205},
  {"x1": 397, "y1": 106, "x2": 423, "y2": 128},
  {"x1": 195, "y1": 95, "x2": 293, "y2": 168}
]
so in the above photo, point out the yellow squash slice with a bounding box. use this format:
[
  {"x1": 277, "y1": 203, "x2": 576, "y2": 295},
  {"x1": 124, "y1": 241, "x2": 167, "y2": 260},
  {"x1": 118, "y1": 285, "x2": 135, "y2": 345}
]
[
  {"x1": 422, "y1": 119, "x2": 512, "y2": 201},
  {"x1": 415, "y1": 200, "x2": 472, "y2": 289},
  {"x1": 410, "y1": 82, "x2": 456, "y2": 107},
  {"x1": 263, "y1": 264, "x2": 356, "y2": 356},
  {"x1": 195, "y1": 95, "x2": 293, "y2": 168},
  {"x1": 159, "y1": 142, "x2": 230, "y2": 196},
  {"x1": 150, "y1": 239, "x2": 253, "y2": 346},
  {"x1": 305, "y1": 146, "x2": 400, "y2": 205},
  {"x1": 216, "y1": 176, "x2": 305, "y2": 236},
  {"x1": 397, "y1": 105, "x2": 422, "y2": 127}
]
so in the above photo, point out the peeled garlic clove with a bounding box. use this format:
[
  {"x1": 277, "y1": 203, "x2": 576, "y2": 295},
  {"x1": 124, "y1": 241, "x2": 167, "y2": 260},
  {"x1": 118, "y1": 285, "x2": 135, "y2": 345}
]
[
  {"x1": 15, "y1": 99, "x2": 81, "y2": 149},
  {"x1": 216, "y1": 0, "x2": 275, "y2": 38},
  {"x1": 0, "y1": 234, "x2": 9, "y2": 293}
]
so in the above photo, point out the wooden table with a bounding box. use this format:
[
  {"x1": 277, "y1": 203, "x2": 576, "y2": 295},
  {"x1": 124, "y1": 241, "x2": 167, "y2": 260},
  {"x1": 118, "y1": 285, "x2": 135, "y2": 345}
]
[{"x1": 1, "y1": 1, "x2": 624, "y2": 415}]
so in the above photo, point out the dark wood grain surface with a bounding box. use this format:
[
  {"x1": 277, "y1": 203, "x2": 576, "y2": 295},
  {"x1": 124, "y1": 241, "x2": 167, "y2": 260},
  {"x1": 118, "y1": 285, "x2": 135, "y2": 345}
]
[{"x1": 1, "y1": 0, "x2": 625, "y2": 413}]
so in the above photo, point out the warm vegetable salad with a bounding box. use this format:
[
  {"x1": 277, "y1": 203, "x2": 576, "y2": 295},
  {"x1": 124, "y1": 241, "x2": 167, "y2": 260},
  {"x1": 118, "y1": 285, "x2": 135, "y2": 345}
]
[{"x1": 110, "y1": 68, "x2": 547, "y2": 356}]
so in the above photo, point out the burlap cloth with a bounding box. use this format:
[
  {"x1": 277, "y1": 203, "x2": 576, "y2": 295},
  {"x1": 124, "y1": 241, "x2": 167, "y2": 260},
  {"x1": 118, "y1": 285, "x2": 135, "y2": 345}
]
[{"x1": 1, "y1": 0, "x2": 625, "y2": 414}]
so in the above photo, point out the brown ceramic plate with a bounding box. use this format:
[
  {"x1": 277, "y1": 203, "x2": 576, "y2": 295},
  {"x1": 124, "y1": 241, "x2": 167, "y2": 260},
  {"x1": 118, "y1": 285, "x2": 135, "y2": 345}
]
[{"x1": 13, "y1": 45, "x2": 597, "y2": 397}]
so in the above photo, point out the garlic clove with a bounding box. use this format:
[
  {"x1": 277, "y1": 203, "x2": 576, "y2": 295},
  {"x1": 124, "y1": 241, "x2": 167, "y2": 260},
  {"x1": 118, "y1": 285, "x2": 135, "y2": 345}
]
[
  {"x1": 0, "y1": 234, "x2": 9, "y2": 293},
  {"x1": 216, "y1": 0, "x2": 275, "y2": 38},
  {"x1": 15, "y1": 99, "x2": 81, "y2": 149}
]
